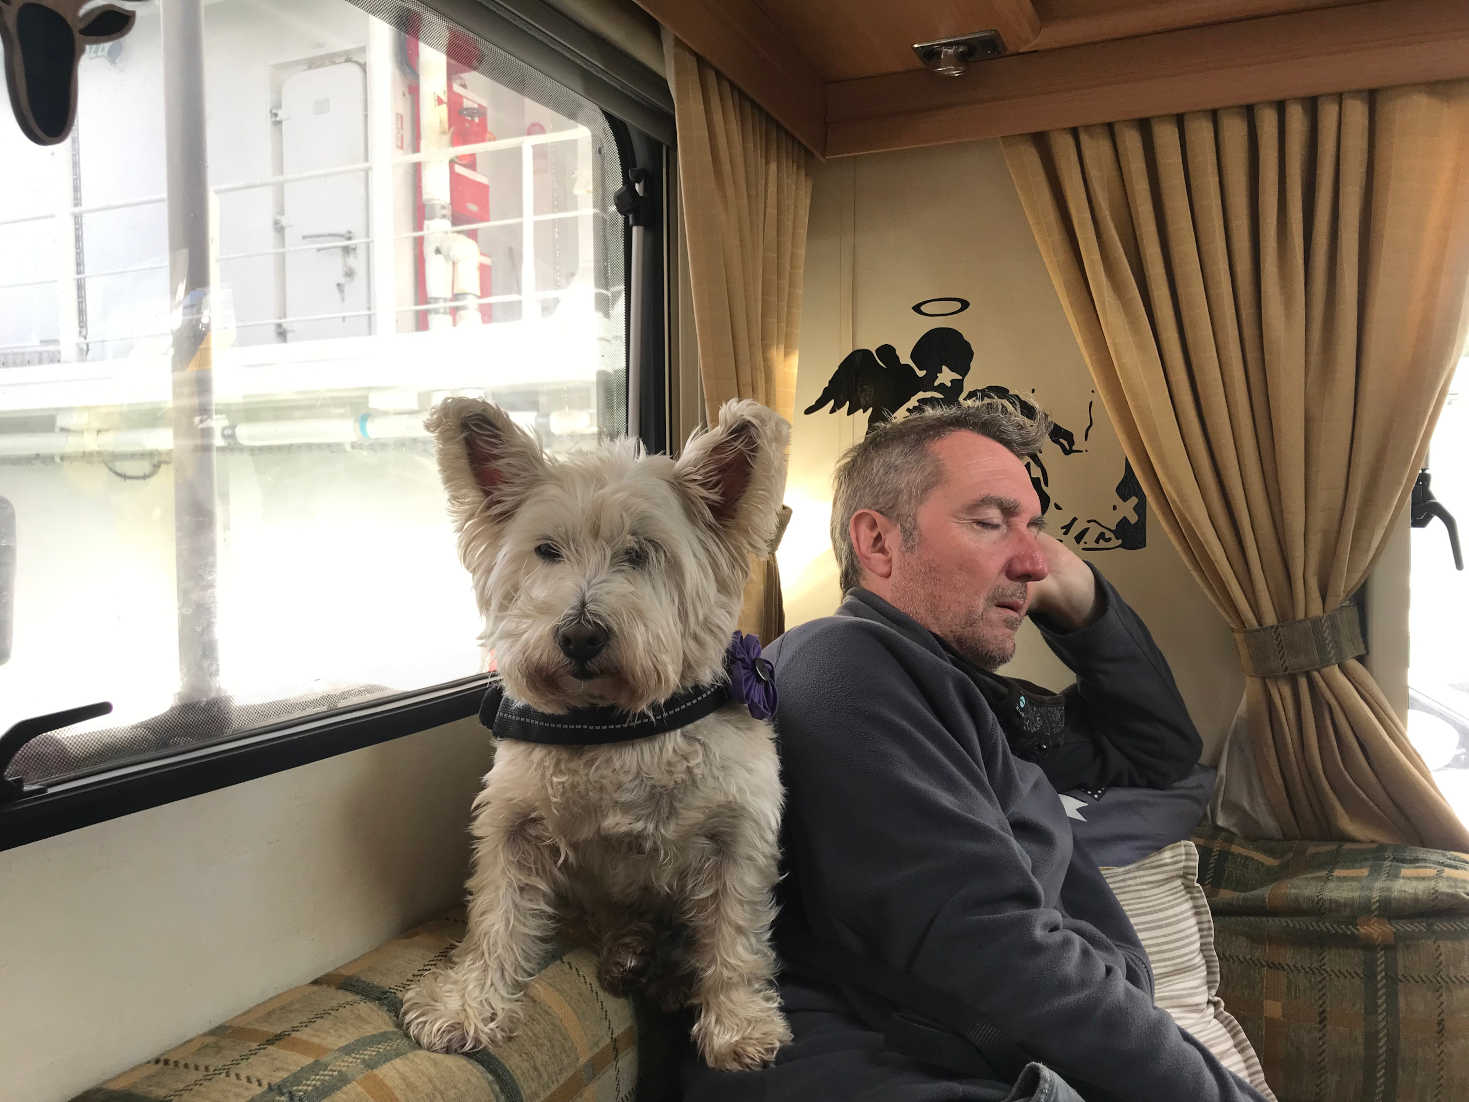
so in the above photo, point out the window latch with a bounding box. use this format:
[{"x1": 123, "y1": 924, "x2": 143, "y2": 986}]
[
  {"x1": 613, "y1": 167, "x2": 654, "y2": 228},
  {"x1": 1411, "y1": 469, "x2": 1463, "y2": 571},
  {"x1": 0, "y1": 701, "x2": 112, "y2": 805}
]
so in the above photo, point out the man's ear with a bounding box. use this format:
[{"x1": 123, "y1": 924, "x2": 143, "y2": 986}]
[
  {"x1": 424, "y1": 397, "x2": 546, "y2": 534},
  {"x1": 673, "y1": 398, "x2": 790, "y2": 562},
  {"x1": 849, "y1": 509, "x2": 897, "y2": 582}
]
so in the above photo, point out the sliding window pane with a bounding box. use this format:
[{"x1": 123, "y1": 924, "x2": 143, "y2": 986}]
[{"x1": 0, "y1": 0, "x2": 628, "y2": 782}]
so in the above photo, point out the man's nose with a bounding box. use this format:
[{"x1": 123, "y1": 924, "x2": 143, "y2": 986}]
[{"x1": 1008, "y1": 539, "x2": 1049, "y2": 582}]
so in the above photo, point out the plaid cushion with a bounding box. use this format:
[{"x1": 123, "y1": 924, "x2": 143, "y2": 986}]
[
  {"x1": 73, "y1": 911, "x2": 680, "y2": 1102},
  {"x1": 1192, "y1": 827, "x2": 1469, "y2": 1102}
]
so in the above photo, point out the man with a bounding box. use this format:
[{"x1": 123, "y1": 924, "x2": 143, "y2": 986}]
[{"x1": 683, "y1": 400, "x2": 1264, "y2": 1101}]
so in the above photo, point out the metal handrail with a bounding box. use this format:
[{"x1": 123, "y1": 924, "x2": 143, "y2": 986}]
[
  {"x1": 0, "y1": 193, "x2": 167, "y2": 230},
  {"x1": 0, "y1": 285, "x2": 599, "y2": 352},
  {"x1": 393, "y1": 126, "x2": 585, "y2": 165},
  {"x1": 1, "y1": 207, "x2": 597, "y2": 291},
  {"x1": 0, "y1": 127, "x2": 588, "y2": 228},
  {"x1": 210, "y1": 128, "x2": 586, "y2": 195},
  {"x1": 212, "y1": 208, "x2": 596, "y2": 265},
  {"x1": 0, "y1": 206, "x2": 598, "y2": 288},
  {"x1": 401, "y1": 207, "x2": 596, "y2": 238},
  {"x1": 0, "y1": 260, "x2": 169, "y2": 292},
  {"x1": 226, "y1": 288, "x2": 582, "y2": 330},
  {"x1": 0, "y1": 128, "x2": 598, "y2": 351}
]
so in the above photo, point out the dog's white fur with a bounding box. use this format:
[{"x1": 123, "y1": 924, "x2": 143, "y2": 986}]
[{"x1": 401, "y1": 397, "x2": 792, "y2": 1070}]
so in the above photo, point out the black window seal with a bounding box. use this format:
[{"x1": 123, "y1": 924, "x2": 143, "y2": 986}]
[
  {"x1": 608, "y1": 115, "x2": 670, "y2": 452},
  {"x1": 0, "y1": 679, "x2": 486, "y2": 852},
  {"x1": 0, "y1": 0, "x2": 672, "y2": 852},
  {"x1": 362, "y1": 0, "x2": 675, "y2": 146}
]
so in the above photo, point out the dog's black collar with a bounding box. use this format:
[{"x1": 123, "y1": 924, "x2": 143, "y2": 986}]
[{"x1": 478, "y1": 679, "x2": 733, "y2": 745}]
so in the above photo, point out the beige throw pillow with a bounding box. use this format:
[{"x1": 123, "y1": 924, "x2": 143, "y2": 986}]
[{"x1": 1101, "y1": 839, "x2": 1276, "y2": 1100}]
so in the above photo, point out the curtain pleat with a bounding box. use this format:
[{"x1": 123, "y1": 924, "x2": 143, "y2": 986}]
[
  {"x1": 1004, "y1": 82, "x2": 1469, "y2": 849},
  {"x1": 665, "y1": 33, "x2": 813, "y2": 641}
]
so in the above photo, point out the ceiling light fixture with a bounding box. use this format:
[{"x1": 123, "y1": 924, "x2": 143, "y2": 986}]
[{"x1": 912, "y1": 31, "x2": 1005, "y2": 77}]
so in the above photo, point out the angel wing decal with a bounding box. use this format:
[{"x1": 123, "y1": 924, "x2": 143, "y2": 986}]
[
  {"x1": 806, "y1": 329, "x2": 975, "y2": 436},
  {"x1": 802, "y1": 298, "x2": 1146, "y2": 552},
  {"x1": 803, "y1": 344, "x2": 924, "y2": 433}
]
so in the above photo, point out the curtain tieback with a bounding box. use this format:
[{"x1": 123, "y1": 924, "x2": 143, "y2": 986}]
[
  {"x1": 1233, "y1": 604, "x2": 1366, "y2": 677},
  {"x1": 768, "y1": 504, "x2": 793, "y2": 555}
]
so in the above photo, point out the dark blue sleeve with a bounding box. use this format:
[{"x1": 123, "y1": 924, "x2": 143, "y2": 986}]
[
  {"x1": 1031, "y1": 566, "x2": 1203, "y2": 790},
  {"x1": 1059, "y1": 839, "x2": 1153, "y2": 995}
]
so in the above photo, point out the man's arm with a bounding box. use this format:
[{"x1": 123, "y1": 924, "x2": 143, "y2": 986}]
[
  {"x1": 1026, "y1": 531, "x2": 1103, "y2": 631},
  {"x1": 1022, "y1": 535, "x2": 1202, "y2": 790},
  {"x1": 773, "y1": 619, "x2": 1263, "y2": 1102}
]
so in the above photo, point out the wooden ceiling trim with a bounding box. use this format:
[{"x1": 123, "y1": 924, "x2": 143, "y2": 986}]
[
  {"x1": 631, "y1": 0, "x2": 826, "y2": 154},
  {"x1": 750, "y1": 2, "x2": 1044, "y2": 84},
  {"x1": 987, "y1": 1, "x2": 1042, "y2": 53},
  {"x1": 1029, "y1": 0, "x2": 1359, "y2": 52},
  {"x1": 826, "y1": 0, "x2": 1469, "y2": 157}
]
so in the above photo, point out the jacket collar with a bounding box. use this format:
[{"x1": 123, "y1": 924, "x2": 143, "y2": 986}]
[
  {"x1": 839, "y1": 589, "x2": 1069, "y2": 762},
  {"x1": 839, "y1": 586, "x2": 1031, "y2": 693},
  {"x1": 838, "y1": 587, "x2": 957, "y2": 664}
]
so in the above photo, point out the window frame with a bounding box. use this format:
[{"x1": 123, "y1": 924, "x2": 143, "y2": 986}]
[{"x1": 0, "y1": 0, "x2": 675, "y2": 852}]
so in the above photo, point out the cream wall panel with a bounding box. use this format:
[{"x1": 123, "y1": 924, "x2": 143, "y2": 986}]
[
  {"x1": 1, "y1": 719, "x2": 493, "y2": 1102},
  {"x1": 781, "y1": 140, "x2": 1244, "y2": 759}
]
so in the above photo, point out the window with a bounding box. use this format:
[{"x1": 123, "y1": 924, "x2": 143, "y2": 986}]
[
  {"x1": 1408, "y1": 350, "x2": 1469, "y2": 825},
  {"x1": 0, "y1": 0, "x2": 670, "y2": 842}
]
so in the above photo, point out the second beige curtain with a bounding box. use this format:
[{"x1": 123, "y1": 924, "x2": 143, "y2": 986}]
[
  {"x1": 1003, "y1": 83, "x2": 1469, "y2": 849},
  {"x1": 664, "y1": 33, "x2": 814, "y2": 641}
]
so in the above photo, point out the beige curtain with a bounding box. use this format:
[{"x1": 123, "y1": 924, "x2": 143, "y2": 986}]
[
  {"x1": 1003, "y1": 82, "x2": 1469, "y2": 849},
  {"x1": 664, "y1": 33, "x2": 814, "y2": 642}
]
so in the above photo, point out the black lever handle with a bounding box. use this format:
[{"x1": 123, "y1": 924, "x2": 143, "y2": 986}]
[
  {"x1": 1411, "y1": 470, "x2": 1464, "y2": 571},
  {"x1": 0, "y1": 701, "x2": 112, "y2": 802}
]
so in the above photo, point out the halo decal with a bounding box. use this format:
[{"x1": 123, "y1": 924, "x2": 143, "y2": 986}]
[{"x1": 912, "y1": 297, "x2": 969, "y2": 317}]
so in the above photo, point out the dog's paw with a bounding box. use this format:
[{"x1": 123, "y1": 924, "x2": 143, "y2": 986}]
[
  {"x1": 596, "y1": 922, "x2": 656, "y2": 997},
  {"x1": 644, "y1": 965, "x2": 696, "y2": 1014},
  {"x1": 400, "y1": 969, "x2": 523, "y2": 1053},
  {"x1": 691, "y1": 990, "x2": 792, "y2": 1071}
]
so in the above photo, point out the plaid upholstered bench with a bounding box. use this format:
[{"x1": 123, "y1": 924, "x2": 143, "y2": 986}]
[
  {"x1": 72, "y1": 911, "x2": 681, "y2": 1102},
  {"x1": 1193, "y1": 827, "x2": 1469, "y2": 1102},
  {"x1": 72, "y1": 831, "x2": 1469, "y2": 1102}
]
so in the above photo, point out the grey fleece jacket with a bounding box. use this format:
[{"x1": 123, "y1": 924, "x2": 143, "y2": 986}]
[{"x1": 757, "y1": 586, "x2": 1265, "y2": 1102}]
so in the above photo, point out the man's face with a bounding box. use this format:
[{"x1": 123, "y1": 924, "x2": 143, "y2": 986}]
[{"x1": 887, "y1": 431, "x2": 1049, "y2": 669}]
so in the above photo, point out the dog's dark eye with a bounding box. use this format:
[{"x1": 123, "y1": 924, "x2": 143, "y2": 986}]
[
  {"x1": 534, "y1": 542, "x2": 563, "y2": 563},
  {"x1": 618, "y1": 543, "x2": 649, "y2": 569}
]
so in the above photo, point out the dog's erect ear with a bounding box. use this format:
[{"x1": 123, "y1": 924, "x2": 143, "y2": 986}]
[
  {"x1": 425, "y1": 397, "x2": 547, "y2": 533},
  {"x1": 80, "y1": 6, "x2": 137, "y2": 41},
  {"x1": 674, "y1": 399, "x2": 790, "y2": 560}
]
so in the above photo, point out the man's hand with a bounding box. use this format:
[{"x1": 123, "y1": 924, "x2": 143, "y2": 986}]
[{"x1": 1027, "y1": 533, "x2": 1100, "y2": 630}]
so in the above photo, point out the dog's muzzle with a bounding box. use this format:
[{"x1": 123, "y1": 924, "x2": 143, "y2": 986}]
[{"x1": 556, "y1": 617, "x2": 610, "y2": 674}]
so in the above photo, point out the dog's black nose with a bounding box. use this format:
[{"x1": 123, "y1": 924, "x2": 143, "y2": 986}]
[{"x1": 556, "y1": 620, "x2": 610, "y2": 663}]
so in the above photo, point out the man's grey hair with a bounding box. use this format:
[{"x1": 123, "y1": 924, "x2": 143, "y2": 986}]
[{"x1": 830, "y1": 399, "x2": 1051, "y2": 594}]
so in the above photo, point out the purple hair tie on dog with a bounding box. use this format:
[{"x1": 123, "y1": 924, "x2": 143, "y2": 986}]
[{"x1": 727, "y1": 631, "x2": 778, "y2": 721}]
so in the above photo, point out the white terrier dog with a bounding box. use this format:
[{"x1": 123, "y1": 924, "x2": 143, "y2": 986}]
[{"x1": 401, "y1": 397, "x2": 793, "y2": 1070}]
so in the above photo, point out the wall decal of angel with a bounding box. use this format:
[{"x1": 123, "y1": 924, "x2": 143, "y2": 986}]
[{"x1": 803, "y1": 298, "x2": 1146, "y2": 551}]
